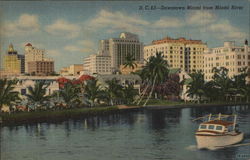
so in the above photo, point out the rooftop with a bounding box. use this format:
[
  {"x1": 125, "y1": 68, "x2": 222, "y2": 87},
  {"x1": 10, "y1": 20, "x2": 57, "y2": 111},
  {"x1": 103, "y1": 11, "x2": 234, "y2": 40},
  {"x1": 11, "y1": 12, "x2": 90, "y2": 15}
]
[
  {"x1": 203, "y1": 120, "x2": 234, "y2": 126},
  {"x1": 152, "y1": 37, "x2": 204, "y2": 45}
]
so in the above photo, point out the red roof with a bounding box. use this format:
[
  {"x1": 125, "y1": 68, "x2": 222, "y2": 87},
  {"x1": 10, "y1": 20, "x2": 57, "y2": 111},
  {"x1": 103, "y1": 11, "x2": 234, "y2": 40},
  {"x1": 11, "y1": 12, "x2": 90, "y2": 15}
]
[
  {"x1": 203, "y1": 120, "x2": 234, "y2": 126},
  {"x1": 25, "y1": 43, "x2": 32, "y2": 46},
  {"x1": 78, "y1": 75, "x2": 95, "y2": 82}
]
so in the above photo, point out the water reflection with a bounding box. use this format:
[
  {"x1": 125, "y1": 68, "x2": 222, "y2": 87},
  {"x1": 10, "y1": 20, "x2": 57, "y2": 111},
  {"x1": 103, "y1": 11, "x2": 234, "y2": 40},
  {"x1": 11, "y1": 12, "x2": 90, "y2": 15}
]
[{"x1": 1, "y1": 105, "x2": 250, "y2": 160}]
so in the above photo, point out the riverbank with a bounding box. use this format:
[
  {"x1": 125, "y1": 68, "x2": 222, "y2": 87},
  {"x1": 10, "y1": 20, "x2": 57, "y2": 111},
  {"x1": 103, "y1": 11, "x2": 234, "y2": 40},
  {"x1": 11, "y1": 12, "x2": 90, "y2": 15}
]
[
  {"x1": 0, "y1": 106, "x2": 120, "y2": 126},
  {"x1": 144, "y1": 100, "x2": 250, "y2": 109}
]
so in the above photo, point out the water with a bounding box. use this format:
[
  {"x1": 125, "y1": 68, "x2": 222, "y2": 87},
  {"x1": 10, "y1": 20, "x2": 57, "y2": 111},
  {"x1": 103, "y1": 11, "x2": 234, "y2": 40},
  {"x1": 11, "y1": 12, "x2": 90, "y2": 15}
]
[{"x1": 1, "y1": 105, "x2": 250, "y2": 160}]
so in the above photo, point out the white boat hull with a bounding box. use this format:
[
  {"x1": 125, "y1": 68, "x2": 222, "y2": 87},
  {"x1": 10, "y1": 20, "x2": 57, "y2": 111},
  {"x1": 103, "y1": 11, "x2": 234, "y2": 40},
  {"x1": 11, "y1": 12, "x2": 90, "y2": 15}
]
[{"x1": 195, "y1": 132, "x2": 244, "y2": 149}]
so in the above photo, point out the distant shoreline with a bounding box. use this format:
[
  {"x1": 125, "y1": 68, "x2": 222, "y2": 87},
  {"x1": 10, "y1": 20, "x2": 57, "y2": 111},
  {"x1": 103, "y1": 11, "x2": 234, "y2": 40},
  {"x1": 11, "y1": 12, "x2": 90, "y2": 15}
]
[
  {"x1": 144, "y1": 103, "x2": 250, "y2": 109},
  {"x1": 1, "y1": 103, "x2": 249, "y2": 126}
]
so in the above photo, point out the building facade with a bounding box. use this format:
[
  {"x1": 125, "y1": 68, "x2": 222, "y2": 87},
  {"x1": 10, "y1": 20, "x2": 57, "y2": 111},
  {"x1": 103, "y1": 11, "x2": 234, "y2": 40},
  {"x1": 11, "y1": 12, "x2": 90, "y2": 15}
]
[
  {"x1": 100, "y1": 32, "x2": 144, "y2": 72},
  {"x1": 27, "y1": 61, "x2": 54, "y2": 76},
  {"x1": 3, "y1": 44, "x2": 25, "y2": 75},
  {"x1": 204, "y1": 40, "x2": 250, "y2": 81},
  {"x1": 144, "y1": 37, "x2": 207, "y2": 73},
  {"x1": 83, "y1": 54, "x2": 112, "y2": 75},
  {"x1": 60, "y1": 64, "x2": 83, "y2": 76},
  {"x1": 24, "y1": 43, "x2": 54, "y2": 75}
]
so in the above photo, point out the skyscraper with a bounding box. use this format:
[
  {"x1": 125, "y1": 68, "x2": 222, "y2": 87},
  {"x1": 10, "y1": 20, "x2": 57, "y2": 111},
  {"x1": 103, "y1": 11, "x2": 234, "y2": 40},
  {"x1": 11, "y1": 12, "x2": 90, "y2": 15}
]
[
  {"x1": 100, "y1": 32, "x2": 144, "y2": 72},
  {"x1": 3, "y1": 44, "x2": 25, "y2": 74}
]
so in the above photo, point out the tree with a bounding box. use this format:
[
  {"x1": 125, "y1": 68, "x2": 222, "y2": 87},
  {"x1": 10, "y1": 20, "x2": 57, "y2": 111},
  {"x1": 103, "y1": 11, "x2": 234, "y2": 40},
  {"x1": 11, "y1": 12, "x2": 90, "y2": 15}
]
[
  {"x1": 26, "y1": 81, "x2": 50, "y2": 104},
  {"x1": 140, "y1": 52, "x2": 169, "y2": 106},
  {"x1": 122, "y1": 84, "x2": 138, "y2": 105},
  {"x1": 83, "y1": 79, "x2": 105, "y2": 107},
  {"x1": 0, "y1": 79, "x2": 20, "y2": 111},
  {"x1": 187, "y1": 70, "x2": 206, "y2": 103},
  {"x1": 105, "y1": 78, "x2": 123, "y2": 105},
  {"x1": 59, "y1": 82, "x2": 79, "y2": 108},
  {"x1": 123, "y1": 54, "x2": 137, "y2": 70},
  {"x1": 212, "y1": 67, "x2": 234, "y2": 101}
]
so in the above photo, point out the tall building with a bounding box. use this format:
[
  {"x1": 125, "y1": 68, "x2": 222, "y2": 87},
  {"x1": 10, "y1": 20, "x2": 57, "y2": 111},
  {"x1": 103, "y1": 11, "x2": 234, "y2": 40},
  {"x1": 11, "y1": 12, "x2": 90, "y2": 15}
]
[
  {"x1": 204, "y1": 40, "x2": 250, "y2": 81},
  {"x1": 83, "y1": 54, "x2": 111, "y2": 75},
  {"x1": 100, "y1": 32, "x2": 144, "y2": 72},
  {"x1": 3, "y1": 44, "x2": 25, "y2": 75},
  {"x1": 144, "y1": 37, "x2": 207, "y2": 73},
  {"x1": 24, "y1": 43, "x2": 54, "y2": 75}
]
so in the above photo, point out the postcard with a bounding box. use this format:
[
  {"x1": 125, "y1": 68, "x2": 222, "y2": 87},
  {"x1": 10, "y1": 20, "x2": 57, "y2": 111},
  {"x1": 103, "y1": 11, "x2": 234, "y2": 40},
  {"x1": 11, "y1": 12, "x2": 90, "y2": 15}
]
[{"x1": 0, "y1": 0, "x2": 249, "y2": 160}]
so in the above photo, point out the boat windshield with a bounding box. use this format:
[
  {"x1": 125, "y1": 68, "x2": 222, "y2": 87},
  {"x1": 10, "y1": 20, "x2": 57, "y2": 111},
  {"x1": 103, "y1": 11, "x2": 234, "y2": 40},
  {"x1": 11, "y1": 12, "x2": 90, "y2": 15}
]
[
  {"x1": 208, "y1": 125, "x2": 215, "y2": 130},
  {"x1": 215, "y1": 126, "x2": 223, "y2": 131},
  {"x1": 200, "y1": 125, "x2": 207, "y2": 129}
]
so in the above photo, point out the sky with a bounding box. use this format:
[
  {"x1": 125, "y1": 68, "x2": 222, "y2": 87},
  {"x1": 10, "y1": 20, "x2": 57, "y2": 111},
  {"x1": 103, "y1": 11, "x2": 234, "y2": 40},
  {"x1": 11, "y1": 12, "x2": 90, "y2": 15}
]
[{"x1": 0, "y1": 0, "x2": 249, "y2": 71}]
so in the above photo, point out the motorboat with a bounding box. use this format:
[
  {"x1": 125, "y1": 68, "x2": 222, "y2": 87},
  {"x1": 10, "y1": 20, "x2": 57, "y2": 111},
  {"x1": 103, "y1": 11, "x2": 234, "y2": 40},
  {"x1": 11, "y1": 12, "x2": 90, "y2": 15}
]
[{"x1": 194, "y1": 113, "x2": 244, "y2": 149}]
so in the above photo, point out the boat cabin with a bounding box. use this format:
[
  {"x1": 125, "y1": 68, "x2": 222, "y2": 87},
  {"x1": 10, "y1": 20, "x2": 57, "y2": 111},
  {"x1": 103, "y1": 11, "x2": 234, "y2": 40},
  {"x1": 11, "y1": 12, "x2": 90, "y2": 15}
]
[{"x1": 198, "y1": 120, "x2": 235, "y2": 133}]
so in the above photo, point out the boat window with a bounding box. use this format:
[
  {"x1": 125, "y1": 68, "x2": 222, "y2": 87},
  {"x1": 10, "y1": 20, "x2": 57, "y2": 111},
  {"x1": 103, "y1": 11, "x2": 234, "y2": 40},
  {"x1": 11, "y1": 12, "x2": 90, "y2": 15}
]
[
  {"x1": 208, "y1": 125, "x2": 215, "y2": 130},
  {"x1": 200, "y1": 125, "x2": 207, "y2": 129},
  {"x1": 216, "y1": 126, "x2": 223, "y2": 130}
]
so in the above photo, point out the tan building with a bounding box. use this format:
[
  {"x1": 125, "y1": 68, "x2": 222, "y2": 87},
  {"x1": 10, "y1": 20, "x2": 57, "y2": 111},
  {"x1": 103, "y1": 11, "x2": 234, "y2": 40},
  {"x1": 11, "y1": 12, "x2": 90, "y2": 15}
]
[
  {"x1": 119, "y1": 61, "x2": 144, "y2": 75},
  {"x1": 204, "y1": 40, "x2": 250, "y2": 81},
  {"x1": 28, "y1": 61, "x2": 54, "y2": 76},
  {"x1": 60, "y1": 64, "x2": 83, "y2": 76},
  {"x1": 83, "y1": 54, "x2": 112, "y2": 75},
  {"x1": 3, "y1": 44, "x2": 25, "y2": 75},
  {"x1": 144, "y1": 37, "x2": 207, "y2": 73}
]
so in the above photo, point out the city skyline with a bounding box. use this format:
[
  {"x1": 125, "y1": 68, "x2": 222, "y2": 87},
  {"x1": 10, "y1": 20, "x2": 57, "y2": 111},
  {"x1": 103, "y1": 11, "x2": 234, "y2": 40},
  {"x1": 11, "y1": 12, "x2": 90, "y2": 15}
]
[{"x1": 0, "y1": 0, "x2": 249, "y2": 71}]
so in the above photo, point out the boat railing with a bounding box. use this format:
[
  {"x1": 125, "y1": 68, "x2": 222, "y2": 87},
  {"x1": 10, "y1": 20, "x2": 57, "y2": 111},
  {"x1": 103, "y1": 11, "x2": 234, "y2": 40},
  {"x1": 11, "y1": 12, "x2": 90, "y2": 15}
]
[{"x1": 192, "y1": 113, "x2": 237, "y2": 122}]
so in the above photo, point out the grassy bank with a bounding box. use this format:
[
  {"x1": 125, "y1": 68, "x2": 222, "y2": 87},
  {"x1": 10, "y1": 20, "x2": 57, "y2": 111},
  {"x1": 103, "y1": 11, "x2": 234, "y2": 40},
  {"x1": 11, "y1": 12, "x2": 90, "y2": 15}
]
[
  {"x1": 0, "y1": 106, "x2": 119, "y2": 126},
  {"x1": 143, "y1": 99, "x2": 250, "y2": 109}
]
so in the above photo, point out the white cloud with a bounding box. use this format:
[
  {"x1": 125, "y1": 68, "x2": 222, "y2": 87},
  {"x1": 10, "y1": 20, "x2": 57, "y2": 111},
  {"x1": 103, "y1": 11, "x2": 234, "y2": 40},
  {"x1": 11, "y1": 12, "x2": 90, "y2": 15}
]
[
  {"x1": 153, "y1": 17, "x2": 183, "y2": 28},
  {"x1": 64, "y1": 45, "x2": 82, "y2": 52},
  {"x1": 207, "y1": 20, "x2": 246, "y2": 40},
  {"x1": 47, "y1": 49, "x2": 61, "y2": 57},
  {"x1": 87, "y1": 9, "x2": 149, "y2": 35},
  {"x1": 77, "y1": 40, "x2": 95, "y2": 48},
  {"x1": 186, "y1": 11, "x2": 216, "y2": 26},
  {"x1": 45, "y1": 19, "x2": 81, "y2": 38},
  {"x1": 0, "y1": 14, "x2": 40, "y2": 37}
]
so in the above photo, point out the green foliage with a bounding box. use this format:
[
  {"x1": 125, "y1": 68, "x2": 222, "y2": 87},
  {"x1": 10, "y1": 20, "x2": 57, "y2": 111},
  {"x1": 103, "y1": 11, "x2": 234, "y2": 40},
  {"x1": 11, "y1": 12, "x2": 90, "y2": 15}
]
[
  {"x1": 122, "y1": 84, "x2": 138, "y2": 104},
  {"x1": 59, "y1": 82, "x2": 79, "y2": 107},
  {"x1": 123, "y1": 54, "x2": 138, "y2": 70},
  {"x1": 26, "y1": 81, "x2": 50, "y2": 103},
  {"x1": 0, "y1": 79, "x2": 20, "y2": 109},
  {"x1": 83, "y1": 79, "x2": 105, "y2": 107},
  {"x1": 187, "y1": 70, "x2": 206, "y2": 102},
  {"x1": 0, "y1": 106, "x2": 119, "y2": 125},
  {"x1": 141, "y1": 52, "x2": 169, "y2": 85},
  {"x1": 104, "y1": 78, "x2": 123, "y2": 105}
]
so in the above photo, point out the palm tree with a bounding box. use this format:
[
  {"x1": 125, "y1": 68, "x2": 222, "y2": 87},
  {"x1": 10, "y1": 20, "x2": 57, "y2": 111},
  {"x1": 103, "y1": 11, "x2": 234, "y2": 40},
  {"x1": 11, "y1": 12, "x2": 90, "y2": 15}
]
[
  {"x1": 26, "y1": 81, "x2": 50, "y2": 105},
  {"x1": 123, "y1": 54, "x2": 137, "y2": 70},
  {"x1": 187, "y1": 70, "x2": 206, "y2": 103},
  {"x1": 212, "y1": 67, "x2": 234, "y2": 101},
  {"x1": 122, "y1": 84, "x2": 138, "y2": 105},
  {"x1": 0, "y1": 79, "x2": 20, "y2": 111},
  {"x1": 59, "y1": 82, "x2": 79, "y2": 108},
  {"x1": 139, "y1": 52, "x2": 169, "y2": 106},
  {"x1": 83, "y1": 79, "x2": 105, "y2": 107},
  {"x1": 105, "y1": 78, "x2": 123, "y2": 105}
]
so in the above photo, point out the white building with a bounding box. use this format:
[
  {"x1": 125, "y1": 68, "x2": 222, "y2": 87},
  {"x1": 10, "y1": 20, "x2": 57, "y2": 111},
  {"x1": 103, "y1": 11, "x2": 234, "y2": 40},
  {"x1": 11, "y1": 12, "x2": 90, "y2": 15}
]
[
  {"x1": 24, "y1": 43, "x2": 53, "y2": 74},
  {"x1": 12, "y1": 76, "x2": 60, "y2": 99},
  {"x1": 83, "y1": 54, "x2": 112, "y2": 75},
  {"x1": 204, "y1": 40, "x2": 250, "y2": 81}
]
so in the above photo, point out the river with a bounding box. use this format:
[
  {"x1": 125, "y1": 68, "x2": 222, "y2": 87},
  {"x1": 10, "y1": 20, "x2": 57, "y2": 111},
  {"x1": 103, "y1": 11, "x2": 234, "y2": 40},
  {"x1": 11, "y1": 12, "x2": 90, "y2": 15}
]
[{"x1": 1, "y1": 105, "x2": 250, "y2": 160}]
